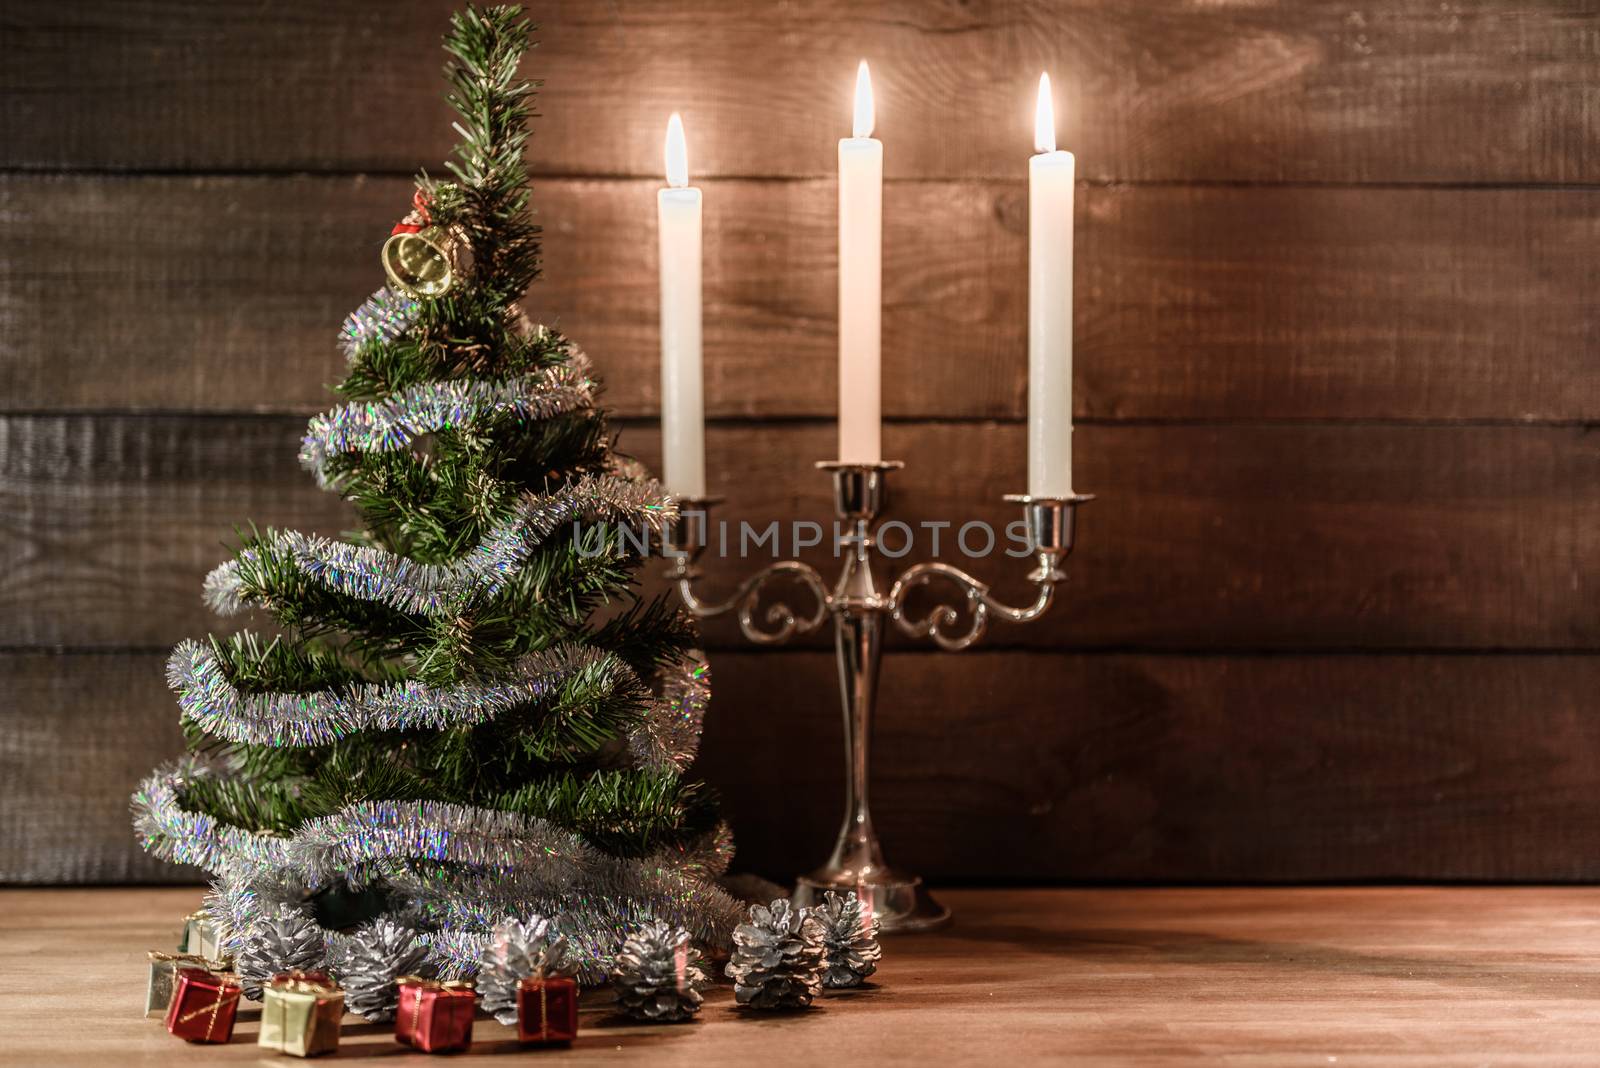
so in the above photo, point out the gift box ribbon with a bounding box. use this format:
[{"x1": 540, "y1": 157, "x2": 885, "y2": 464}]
[
  {"x1": 148, "y1": 950, "x2": 229, "y2": 972},
  {"x1": 270, "y1": 970, "x2": 340, "y2": 998},
  {"x1": 396, "y1": 975, "x2": 475, "y2": 993},
  {"x1": 518, "y1": 971, "x2": 562, "y2": 1041},
  {"x1": 178, "y1": 912, "x2": 214, "y2": 951}
]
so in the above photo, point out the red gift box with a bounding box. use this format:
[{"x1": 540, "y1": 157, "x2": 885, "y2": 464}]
[
  {"x1": 395, "y1": 976, "x2": 477, "y2": 1053},
  {"x1": 516, "y1": 975, "x2": 578, "y2": 1046},
  {"x1": 164, "y1": 967, "x2": 241, "y2": 1044}
]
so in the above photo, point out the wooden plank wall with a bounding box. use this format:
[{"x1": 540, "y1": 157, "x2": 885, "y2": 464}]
[{"x1": 1, "y1": 0, "x2": 1597, "y2": 884}]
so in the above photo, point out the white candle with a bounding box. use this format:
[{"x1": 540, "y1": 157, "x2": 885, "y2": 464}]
[
  {"x1": 658, "y1": 112, "x2": 706, "y2": 498},
  {"x1": 838, "y1": 60, "x2": 882, "y2": 463},
  {"x1": 1028, "y1": 72, "x2": 1074, "y2": 497}
]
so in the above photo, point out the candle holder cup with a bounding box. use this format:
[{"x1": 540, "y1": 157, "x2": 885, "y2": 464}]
[{"x1": 667, "y1": 462, "x2": 1090, "y2": 932}]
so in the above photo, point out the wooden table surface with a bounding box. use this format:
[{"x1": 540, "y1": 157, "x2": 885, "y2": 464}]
[{"x1": 4, "y1": 886, "x2": 1598, "y2": 1066}]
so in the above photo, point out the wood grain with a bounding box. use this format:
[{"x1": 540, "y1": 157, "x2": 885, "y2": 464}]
[
  {"x1": 8, "y1": 886, "x2": 1600, "y2": 1064},
  {"x1": 0, "y1": 415, "x2": 354, "y2": 649},
  {"x1": 4, "y1": 175, "x2": 1597, "y2": 421},
  {"x1": 10, "y1": 650, "x2": 1600, "y2": 885},
  {"x1": 2, "y1": 415, "x2": 1594, "y2": 652},
  {"x1": 704, "y1": 651, "x2": 1600, "y2": 882},
  {"x1": 5, "y1": 0, "x2": 1598, "y2": 897},
  {"x1": 0, "y1": 653, "x2": 200, "y2": 884},
  {"x1": 4, "y1": 1, "x2": 1597, "y2": 184}
]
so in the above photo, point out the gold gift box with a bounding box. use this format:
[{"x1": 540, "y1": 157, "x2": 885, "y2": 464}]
[
  {"x1": 145, "y1": 952, "x2": 227, "y2": 1018},
  {"x1": 259, "y1": 972, "x2": 345, "y2": 1058}
]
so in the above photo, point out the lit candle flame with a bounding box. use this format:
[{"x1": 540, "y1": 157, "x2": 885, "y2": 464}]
[
  {"x1": 665, "y1": 112, "x2": 689, "y2": 189},
  {"x1": 853, "y1": 60, "x2": 875, "y2": 139},
  {"x1": 1034, "y1": 72, "x2": 1056, "y2": 154}
]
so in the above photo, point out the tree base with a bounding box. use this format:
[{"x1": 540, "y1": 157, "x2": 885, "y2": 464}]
[{"x1": 310, "y1": 882, "x2": 390, "y2": 932}]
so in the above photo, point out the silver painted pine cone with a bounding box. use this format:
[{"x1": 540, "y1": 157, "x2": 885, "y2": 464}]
[
  {"x1": 610, "y1": 922, "x2": 706, "y2": 1022},
  {"x1": 235, "y1": 904, "x2": 326, "y2": 1000},
  {"x1": 478, "y1": 917, "x2": 570, "y2": 1026},
  {"x1": 724, "y1": 899, "x2": 825, "y2": 1010},
  {"x1": 331, "y1": 918, "x2": 431, "y2": 1021},
  {"x1": 813, "y1": 890, "x2": 882, "y2": 988}
]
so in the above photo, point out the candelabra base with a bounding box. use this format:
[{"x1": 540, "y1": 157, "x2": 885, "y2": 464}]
[{"x1": 792, "y1": 868, "x2": 951, "y2": 934}]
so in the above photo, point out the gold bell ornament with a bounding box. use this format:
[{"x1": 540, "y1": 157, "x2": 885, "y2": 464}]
[{"x1": 382, "y1": 189, "x2": 472, "y2": 298}]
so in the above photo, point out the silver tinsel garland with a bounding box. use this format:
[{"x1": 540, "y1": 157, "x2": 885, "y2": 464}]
[
  {"x1": 133, "y1": 762, "x2": 294, "y2": 875},
  {"x1": 293, "y1": 800, "x2": 595, "y2": 887},
  {"x1": 339, "y1": 286, "x2": 421, "y2": 359},
  {"x1": 169, "y1": 633, "x2": 707, "y2": 772},
  {"x1": 168, "y1": 640, "x2": 638, "y2": 748},
  {"x1": 657, "y1": 821, "x2": 737, "y2": 883},
  {"x1": 134, "y1": 763, "x2": 742, "y2": 985},
  {"x1": 298, "y1": 364, "x2": 594, "y2": 486},
  {"x1": 628, "y1": 652, "x2": 710, "y2": 774},
  {"x1": 203, "y1": 476, "x2": 673, "y2": 620}
]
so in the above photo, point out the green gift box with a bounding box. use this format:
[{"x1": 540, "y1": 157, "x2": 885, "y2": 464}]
[
  {"x1": 179, "y1": 911, "x2": 223, "y2": 961},
  {"x1": 146, "y1": 951, "x2": 227, "y2": 1018},
  {"x1": 259, "y1": 971, "x2": 344, "y2": 1058}
]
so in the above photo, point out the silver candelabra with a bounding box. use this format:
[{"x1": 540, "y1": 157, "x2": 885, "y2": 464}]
[{"x1": 668, "y1": 461, "x2": 1089, "y2": 932}]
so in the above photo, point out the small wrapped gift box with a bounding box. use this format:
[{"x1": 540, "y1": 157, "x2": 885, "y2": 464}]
[
  {"x1": 179, "y1": 910, "x2": 223, "y2": 961},
  {"x1": 146, "y1": 951, "x2": 227, "y2": 1018},
  {"x1": 259, "y1": 970, "x2": 344, "y2": 1058},
  {"x1": 516, "y1": 974, "x2": 578, "y2": 1046},
  {"x1": 395, "y1": 975, "x2": 476, "y2": 1053},
  {"x1": 164, "y1": 967, "x2": 241, "y2": 1044}
]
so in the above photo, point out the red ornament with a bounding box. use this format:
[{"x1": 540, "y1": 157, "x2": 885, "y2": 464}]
[
  {"x1": 390, "y1": 189, "x2": 435, "y2": 236},
  {"x1": 394, "y1": 976, "x2": 477, "y2": 1054},
  {"x1": 516, "y1": 975, "x2": 579, "y2": 1046},
  {"x1": 164, "y1": 967, "x2": 241, "y2": 1044}
]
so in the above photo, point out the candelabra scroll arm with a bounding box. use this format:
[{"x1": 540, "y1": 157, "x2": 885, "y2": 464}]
[
  {"x1": 887, "y1": 492, "x2": 1091, "y2": 652},
  {"x1": 672, "y1": 558, "x2": 831, "y2": 646},
  {"x1": 887, "y1": 556, "x2": 1061, "y2": 652}
]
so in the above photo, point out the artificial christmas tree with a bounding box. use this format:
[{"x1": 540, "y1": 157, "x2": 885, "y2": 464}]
[{"x1": 132, "y1": 3, "x2": 739, "y2": 1000}]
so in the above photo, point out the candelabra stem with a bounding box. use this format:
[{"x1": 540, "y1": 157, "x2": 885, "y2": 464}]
[
  {"x1": 794, "y1": 597, "x2": 948, "y2": 931},
  {"x1": 793, "y1": 478, "x2": 950, "y2": 932},
  {"x1": 831, "y1": 606, "x2": 886, "y2": 878}
]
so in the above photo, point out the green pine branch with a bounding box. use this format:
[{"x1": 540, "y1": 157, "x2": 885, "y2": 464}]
[
  {"x1": 490, "y1": 770, "x2": 720, "y2": 857},
  {"x1": 325, "y1": 409, "x2": 613, "y2": 565},
  {"x1": 439, "y1": 4, "x2": 542, "y2": 304}
]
